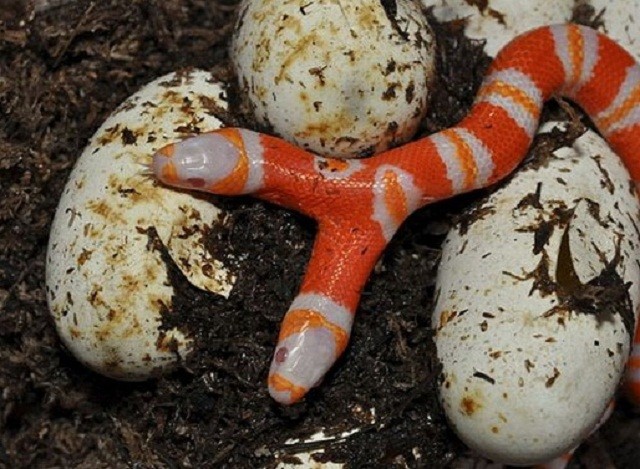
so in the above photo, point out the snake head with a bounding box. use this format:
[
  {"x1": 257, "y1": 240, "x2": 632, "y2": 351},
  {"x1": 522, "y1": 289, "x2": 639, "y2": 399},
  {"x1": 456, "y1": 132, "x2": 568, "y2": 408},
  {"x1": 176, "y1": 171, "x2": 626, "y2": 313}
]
[
  {"x1": 268, "y1": 327, "x2": 339, "y2": 405},
  {"x1": 151, "y1": 129, "x2": 252, "y2": 194},
  {"x1": 267, "y1": 298, "x2": 352, "y2": 405}
]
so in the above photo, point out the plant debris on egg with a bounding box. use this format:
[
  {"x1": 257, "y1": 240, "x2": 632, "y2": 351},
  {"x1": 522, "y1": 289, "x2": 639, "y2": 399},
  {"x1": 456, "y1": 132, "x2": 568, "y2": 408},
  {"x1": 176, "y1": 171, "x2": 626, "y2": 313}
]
[
  {"x1": 46, "y1": 70, "x2": 235, "y2": 381},
  {"x1": 432, "y1": 122, "x2": 640, "y2": 465},
  {"x1": 231, "y1": 0, "x2": 436, "y2": 158}
]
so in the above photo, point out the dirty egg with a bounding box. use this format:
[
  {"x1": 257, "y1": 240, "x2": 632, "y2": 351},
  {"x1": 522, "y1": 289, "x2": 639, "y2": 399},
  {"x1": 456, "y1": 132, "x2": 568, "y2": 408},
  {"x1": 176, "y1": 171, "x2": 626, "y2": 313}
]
[
  {"x1": 46, "y1": 70, "x2": 234, "y2": 381},
  {"x1": 433, "y1": 123, "x2": 640, "y2": 465},
  {"x1": 231, "y1": 0, "x2": 436, "y2": 158}
]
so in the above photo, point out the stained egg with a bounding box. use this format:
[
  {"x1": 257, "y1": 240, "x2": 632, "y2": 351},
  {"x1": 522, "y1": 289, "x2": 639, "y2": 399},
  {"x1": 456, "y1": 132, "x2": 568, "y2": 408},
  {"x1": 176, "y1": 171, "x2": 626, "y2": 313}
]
[
  {"x1": 46, "y1": 70, "x2": 234, "y2": 381},
  {"x1": 231, "y1": 0, "x2": 436, "y2": 158},
  {"x1": 432, "y1": 123, "x2": 640, "y2": 465}
]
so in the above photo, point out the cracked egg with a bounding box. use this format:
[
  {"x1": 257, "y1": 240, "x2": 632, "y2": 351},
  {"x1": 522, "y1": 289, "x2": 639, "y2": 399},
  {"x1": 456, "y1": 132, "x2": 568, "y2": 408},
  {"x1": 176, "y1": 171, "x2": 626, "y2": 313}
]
[
  {"x1": 432, "y1": 122, "x2": 640, "y2": 465},
  {"x1": 46, "y1": 70, "x2": 234, "y2": 381}
]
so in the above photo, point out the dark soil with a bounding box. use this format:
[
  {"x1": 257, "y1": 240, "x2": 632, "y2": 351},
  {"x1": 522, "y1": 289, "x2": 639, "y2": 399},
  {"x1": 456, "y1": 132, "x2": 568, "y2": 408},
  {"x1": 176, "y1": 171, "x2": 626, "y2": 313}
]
[{"x1": 1, "y1": 1, "x2": 639, "y2": 468}]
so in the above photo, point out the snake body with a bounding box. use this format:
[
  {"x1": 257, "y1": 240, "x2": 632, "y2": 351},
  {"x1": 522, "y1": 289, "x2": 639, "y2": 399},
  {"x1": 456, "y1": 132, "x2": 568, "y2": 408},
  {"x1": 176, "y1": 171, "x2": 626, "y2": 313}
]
[{"x1": 152, "y1": 24, "x2": 640, "y2": 410}]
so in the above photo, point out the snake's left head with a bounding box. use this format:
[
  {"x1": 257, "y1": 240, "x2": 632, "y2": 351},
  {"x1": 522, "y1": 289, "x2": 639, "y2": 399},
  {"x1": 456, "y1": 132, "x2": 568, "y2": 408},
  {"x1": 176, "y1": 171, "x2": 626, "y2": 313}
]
[{"x1": 151, "y1": 129, "x2": 249, "y2": 194}]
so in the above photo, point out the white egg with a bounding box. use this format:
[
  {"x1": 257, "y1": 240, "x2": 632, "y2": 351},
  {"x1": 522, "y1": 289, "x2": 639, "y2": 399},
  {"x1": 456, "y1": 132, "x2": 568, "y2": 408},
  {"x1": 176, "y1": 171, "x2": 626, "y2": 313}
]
[
  {"x1": 432, "y1": 123, "x2": 640, "y2": 465},
  {"x1": 231, "y1": 0, "x2": 436, "y2": 158},
  {"x1": 46, "y1": 70, "x2": 235, "y2": 381}
]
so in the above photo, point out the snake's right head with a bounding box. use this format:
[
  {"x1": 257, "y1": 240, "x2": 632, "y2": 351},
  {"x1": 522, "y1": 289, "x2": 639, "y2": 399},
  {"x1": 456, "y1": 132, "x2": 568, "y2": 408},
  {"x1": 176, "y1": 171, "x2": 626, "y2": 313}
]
[
  {"x1": 267, "y1": 301, "x2": 352, "y2": 405},
  {"x1": 267, "y1": 326, "x2": 338, "y2": 405}
]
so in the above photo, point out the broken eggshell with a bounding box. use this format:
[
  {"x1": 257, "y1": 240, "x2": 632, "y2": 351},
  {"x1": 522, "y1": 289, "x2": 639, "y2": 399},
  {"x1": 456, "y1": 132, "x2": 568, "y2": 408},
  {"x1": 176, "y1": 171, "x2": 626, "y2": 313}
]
[
  {"x1": 432, "y1": 122, "x2": 640, "y2": 465},
  {"x1": 425, "y1": 0, "x2": 640, "y2": 60},
  {"x1": 231, "y1": 0, "x2": 436, "y2": 158},
  {"x1": 425, "y1": 0, "x2": 573, "y2": 56},
  {"x1": 46, "y1": 70, "x2": 234, "y2": 381},
  {"x1": 589, "y1": 0, "x2": 640, "y2": 57}
]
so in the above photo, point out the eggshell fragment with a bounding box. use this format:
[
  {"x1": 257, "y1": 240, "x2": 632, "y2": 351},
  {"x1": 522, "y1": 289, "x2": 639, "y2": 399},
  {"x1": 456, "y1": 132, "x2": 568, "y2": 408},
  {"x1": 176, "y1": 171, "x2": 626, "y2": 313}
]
[
  {"x1": 432, "y1": 123, "x2": 640, "y2": 465},
  {"x1": 275, "y1": 429, "x2": 353, "y2": 469},
  {"x1": 425, "y1": 0, "x2": 640, "y2": 60},
  {"x1": 46, "y1": 70, "x2": 234, "y2": 381},
  {"x1": 425, "y1": 0, "x2": 573, "y2": 56},
  {"x1": 588, "y1": 0, "x2": 640, "y2": 58},
  {"x1": 274, "y1": 406, "x2": 377, "y2": 468},
  {"x1": 231, "y1": 0, "x2": 436, "y2": 158}
]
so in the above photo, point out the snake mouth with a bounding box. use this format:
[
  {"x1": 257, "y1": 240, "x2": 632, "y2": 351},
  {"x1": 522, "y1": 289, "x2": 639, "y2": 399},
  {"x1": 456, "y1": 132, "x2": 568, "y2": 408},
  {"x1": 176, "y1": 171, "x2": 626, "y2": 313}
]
[{"x1": 268, "y1": 372, "x2": 308, "y2": 405}]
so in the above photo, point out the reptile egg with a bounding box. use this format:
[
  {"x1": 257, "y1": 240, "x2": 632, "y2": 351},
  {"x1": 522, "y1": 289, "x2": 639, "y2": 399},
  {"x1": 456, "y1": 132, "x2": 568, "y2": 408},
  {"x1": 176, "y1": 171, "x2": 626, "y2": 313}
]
[
  {"x1": 46, "y1": 70, "x2": 234, "y2": 381},
  {"x1": 231, "y1": 0, "x2": 435, "y2": 158},
  {"x1": 432, "y1": 123, "x2": 640, "y2": 465}
]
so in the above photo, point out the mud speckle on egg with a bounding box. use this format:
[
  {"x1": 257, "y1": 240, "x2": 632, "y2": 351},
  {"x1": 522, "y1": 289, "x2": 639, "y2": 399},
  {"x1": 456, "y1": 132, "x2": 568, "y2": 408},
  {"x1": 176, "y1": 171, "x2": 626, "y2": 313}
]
[{"x1": 231, "y1": 0, "x2": 436, "y2": 158}]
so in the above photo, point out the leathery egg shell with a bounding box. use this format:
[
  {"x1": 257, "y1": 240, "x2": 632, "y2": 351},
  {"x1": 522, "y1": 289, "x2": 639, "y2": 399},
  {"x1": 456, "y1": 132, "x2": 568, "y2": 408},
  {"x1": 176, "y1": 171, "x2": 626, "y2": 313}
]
[
  {"x1": 231, "y1": 0, "x2": 436, "y2": 158},
  {"x1": 432, "y1": 123, "x2": 640, "y2": 465},
  {"x1": 46, "y1": 70, "x2": 234, "y2": 381}
]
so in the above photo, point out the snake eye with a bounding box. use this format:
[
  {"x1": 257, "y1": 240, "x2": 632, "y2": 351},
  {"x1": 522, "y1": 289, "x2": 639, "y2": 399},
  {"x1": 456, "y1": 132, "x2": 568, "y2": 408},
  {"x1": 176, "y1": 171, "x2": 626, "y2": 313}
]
[{"x1": 275, "y1": 346, "x2": 288, "y2": 364}]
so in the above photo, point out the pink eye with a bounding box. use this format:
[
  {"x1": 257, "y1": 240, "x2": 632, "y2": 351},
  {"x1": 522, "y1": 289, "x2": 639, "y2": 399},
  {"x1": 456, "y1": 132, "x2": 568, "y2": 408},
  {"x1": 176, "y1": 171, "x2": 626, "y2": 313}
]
[{"x1": 275, "y1": 347, "x2": 288, "y2": 364}]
